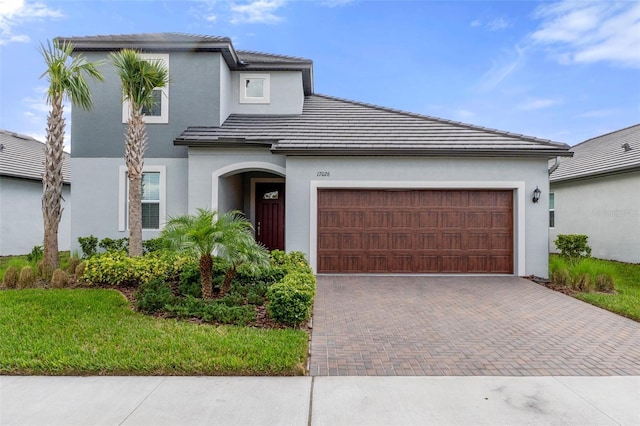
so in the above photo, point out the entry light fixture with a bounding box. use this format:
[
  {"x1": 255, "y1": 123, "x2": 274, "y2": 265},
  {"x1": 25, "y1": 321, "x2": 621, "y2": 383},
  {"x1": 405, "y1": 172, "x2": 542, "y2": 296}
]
[{"x1": 532, "y1": 186, "x2": 541, "y2": 203}]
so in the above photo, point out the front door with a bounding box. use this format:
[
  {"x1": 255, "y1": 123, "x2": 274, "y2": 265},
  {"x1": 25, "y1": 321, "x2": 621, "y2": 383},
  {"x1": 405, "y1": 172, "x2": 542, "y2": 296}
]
[{"x1": 255, "y1": 182, "x2": 285, "y2": 250}]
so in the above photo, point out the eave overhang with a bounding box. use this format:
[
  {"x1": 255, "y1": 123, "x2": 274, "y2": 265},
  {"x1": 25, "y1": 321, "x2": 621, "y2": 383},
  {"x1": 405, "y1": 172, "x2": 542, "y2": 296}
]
[{"x1": 550, "y1": 163, "x2": 640, "y2": 184}]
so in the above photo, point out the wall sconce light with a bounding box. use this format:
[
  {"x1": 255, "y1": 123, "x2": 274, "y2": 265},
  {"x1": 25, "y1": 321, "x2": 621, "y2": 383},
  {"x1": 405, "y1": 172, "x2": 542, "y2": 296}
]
[{"x1": 532, "y1": 186, "x2": 541, "y2": 203}]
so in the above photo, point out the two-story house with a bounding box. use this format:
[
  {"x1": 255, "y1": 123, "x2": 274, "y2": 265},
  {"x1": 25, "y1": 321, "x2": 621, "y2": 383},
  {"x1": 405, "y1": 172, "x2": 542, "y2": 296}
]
[{"x1": 61, "y1": 33, "x2": 571, "y2": 277}]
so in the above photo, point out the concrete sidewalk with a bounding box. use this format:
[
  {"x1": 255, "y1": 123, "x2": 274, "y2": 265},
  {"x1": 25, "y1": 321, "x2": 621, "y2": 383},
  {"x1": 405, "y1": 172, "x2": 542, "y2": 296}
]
[{"x1": 1, "y1": 376, "x2": 639, "y2": 425}]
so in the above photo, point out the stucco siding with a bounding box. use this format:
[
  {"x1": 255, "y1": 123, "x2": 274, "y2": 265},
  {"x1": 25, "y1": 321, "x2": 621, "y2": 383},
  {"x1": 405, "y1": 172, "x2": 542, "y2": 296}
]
[
  {"x1": 229, "y1": 71, "x2": 304, "y2": 115},
  {"x1": 285, "y1": 156, "x2": 551, "y2": 277},
  {"x1": 0, "y1": 177, "x2": 71, "y2": 255},
  {"x1": 71, "y1": 51, "x2": 224, "y2": 159},
  {"x1": 550, "y1": 171, "x2": 640, "y2": 263},
  {"x1": 70, "y1": 157, "x2": 188, "y2": 253}
]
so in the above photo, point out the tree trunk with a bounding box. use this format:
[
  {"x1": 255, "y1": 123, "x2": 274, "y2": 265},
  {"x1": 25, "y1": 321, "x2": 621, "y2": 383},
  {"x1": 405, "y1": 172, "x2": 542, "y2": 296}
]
[
  {"x1": 200, "y1": 254, "x2": 213, "y2": 299},
  {"x1": 42, "y1": 95, "x2": 64, "y2": 274},
  {"x1": 125, "y1": 111, "x2": 147, "y2": 257},
  {"x1": 219, "y1": 267, "x2": 237, "y2": 297}
]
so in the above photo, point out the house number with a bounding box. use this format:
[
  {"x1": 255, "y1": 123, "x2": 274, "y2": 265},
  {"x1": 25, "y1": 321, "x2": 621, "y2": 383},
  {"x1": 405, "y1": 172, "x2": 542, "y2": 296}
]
[{"x1": 317, "y1": 171, "x2": 330, "y2": 177}]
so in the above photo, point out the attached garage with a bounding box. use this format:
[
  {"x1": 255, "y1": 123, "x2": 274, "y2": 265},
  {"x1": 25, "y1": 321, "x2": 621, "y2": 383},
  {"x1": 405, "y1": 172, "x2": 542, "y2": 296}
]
[{"x1": 317, "y1": 189, "x2": 513, "y2": 274}]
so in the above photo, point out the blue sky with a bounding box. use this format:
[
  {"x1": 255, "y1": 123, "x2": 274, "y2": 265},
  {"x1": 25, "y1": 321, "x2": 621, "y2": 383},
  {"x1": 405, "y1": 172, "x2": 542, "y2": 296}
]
[{"x1": 0, "y1": 0, "x2": 638, "y2": 150}]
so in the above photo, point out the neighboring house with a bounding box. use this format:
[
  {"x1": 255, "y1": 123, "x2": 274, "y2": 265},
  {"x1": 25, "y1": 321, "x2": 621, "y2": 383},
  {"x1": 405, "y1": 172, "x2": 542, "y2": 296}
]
[
  {"x1": 61, "y1": 33, "x2": 571, "y2": 277},
  {"x1": 0, "y1": 130, "x2": 71, "y2": 256},
  {"x1": 550, "y1": 124, "x2": 640, "y2": 263}
]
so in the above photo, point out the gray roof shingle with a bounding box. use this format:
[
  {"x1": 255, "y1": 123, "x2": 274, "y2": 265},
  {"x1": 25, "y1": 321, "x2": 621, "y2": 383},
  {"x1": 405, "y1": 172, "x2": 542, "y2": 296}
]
[
  {"x1": 550, "y1": 124, "x2": 640, "y2": 182},
  {"x1": 0, "y1": 130, "x2": 71, "y2": 183},
  {"x1": 176, "y1": 95, "x2": 571, "y2": 157}
]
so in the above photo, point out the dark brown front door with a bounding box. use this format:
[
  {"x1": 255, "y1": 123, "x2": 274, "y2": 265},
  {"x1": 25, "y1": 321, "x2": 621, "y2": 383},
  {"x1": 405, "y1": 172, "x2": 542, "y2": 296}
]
[
  {"x1": 256, "y1": 182, "x2": 285, "y2": 251},
  {"x1": 317, "y1": 189, "x2": 513, "y2": 274}
]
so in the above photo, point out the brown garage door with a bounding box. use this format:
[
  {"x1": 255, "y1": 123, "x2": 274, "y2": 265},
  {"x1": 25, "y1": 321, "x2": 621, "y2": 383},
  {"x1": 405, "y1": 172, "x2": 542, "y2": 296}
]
[{"x1": 317, "y1": 189, "x2": 513, "y2": 274}]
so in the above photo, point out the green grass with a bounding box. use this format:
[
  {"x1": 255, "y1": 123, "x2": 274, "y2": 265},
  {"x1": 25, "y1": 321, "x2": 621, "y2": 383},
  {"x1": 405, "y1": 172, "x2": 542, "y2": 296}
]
[
  {"x1": 0, "y1": 289, "x2": 308, "y2": 375},
  {"x1": 574, "y1": 259, "x2": 640, "y2": 322}
]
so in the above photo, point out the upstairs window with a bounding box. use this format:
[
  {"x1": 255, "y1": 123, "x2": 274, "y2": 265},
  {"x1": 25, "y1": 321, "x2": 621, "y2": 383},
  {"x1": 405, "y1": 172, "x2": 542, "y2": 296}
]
[
  {"x1": 549, "y1": 192, "x2": 555, "y2": 228},
  {"x1": 122, "y1": 53, "x2": 169, "y2": 124},
  {"x1": 239, "y1": 73, "x2": 270, "y2": 104}
]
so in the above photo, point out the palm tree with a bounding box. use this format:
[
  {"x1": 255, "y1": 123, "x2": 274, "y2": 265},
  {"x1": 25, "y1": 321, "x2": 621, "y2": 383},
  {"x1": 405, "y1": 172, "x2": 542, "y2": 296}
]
[
  {"x1": 161, "y1": 209, "x2": 267, "y2": 299},
  {"x1": 110, "y1": 49, "x2": 169, "y2": 257},
  {"x1": 39, "y1": 39, "x2": 103, "y2": 274}
]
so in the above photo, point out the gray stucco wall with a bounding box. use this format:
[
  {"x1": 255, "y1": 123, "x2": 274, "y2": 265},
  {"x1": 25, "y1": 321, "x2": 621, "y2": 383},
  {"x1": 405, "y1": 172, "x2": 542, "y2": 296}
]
[
  {"x1": 71, "y1": 51, "x2": 225, "y2": 159},
  {"x1": 219, "y1": 58, "x2": 231, "y2": 125},
  {"x1": 0, "y1": 177, "x2": 71, "y2": 255},
  {"x1": 229, "y1": 71, "x2": 304, "y2": 115},
  {"x1": 70, "y1": 157, "x2": 187, "y2": 254},
  {"x1": 284, "y1": 156, "x2": 551, "y2": 277},
  {"x1": 550, "y1": 171, "x2": 640, "y2": 263}
]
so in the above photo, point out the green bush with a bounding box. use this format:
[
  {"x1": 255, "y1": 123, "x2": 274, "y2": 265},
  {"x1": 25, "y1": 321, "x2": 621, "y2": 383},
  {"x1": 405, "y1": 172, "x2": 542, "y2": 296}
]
[
  {"x1": 2, "y1": 266, "x2": 19, "y2": 289},
  {"x1": 549, "y1": 255, "x2": 616, "y2": 294},
  {"x1": 165, "y1": 297, "x2": 255, "y2": 326},
  {"x1": 78, "y1": 235, "x2": 98, "y2": 258},
  {"x1": 134, "y1": 278, "x2": 175, "y2": 314},
  {"x1": 219, "y1": 293, "x2": 245, "y2": 307},
  {"x1": 99, "y1": 237, "x2": 129, "y2": 253},
  {"x1": 247, "y1": 291, "x2": 264, "y2": 306},
  {"x1": 83, "y1": 251, "x2": 190, "y2": 286},
  {"x1": 267, "y1": 271, "x2": 316, "y2": 327},
  {"x1": 26, "y1": 246, "x2": 43, "y2": 263},
  {"x1": 554, "y1": 234, "x2": 592, "y2": 262},
  {"x1": 142, "y1": 237, "x2": 168, "y2": 254},
  {"x1": 177, "y1": 262, "x2": 201, "y2": 298},
  {"x1": 18, "y1": 266, "x2": 37, "y2": 289}
]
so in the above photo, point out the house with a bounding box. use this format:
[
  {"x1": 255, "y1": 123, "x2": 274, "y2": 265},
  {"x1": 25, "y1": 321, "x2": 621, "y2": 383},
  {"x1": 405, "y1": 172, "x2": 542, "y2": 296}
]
[
  {"x1": 0, "y1": 130, "x2": 71, "y2": 256},
  {"x1": 60, "y1": 33, "x2": 571, "y2": 277},
  {"x1": 550, "y1": 124, "x2": 640, "y2": 263}
]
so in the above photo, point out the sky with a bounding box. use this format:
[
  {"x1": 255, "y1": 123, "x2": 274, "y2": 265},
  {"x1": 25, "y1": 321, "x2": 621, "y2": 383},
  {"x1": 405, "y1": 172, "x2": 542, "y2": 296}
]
[{"x1": 0, "y1": 0, "x2": 639, "y2": 151}]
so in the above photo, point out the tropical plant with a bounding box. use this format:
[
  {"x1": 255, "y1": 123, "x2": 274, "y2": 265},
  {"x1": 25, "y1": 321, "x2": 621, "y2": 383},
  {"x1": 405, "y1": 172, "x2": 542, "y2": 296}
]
[
  {"x1": 110, "y1": 49, "x2": 169, "y2": 257},
  {"x1": 160, "y1": 209, "x2": 263, "y2": 299},
  {"x1": 39, "y1": 39, "x2": 103, "y2": 273}
]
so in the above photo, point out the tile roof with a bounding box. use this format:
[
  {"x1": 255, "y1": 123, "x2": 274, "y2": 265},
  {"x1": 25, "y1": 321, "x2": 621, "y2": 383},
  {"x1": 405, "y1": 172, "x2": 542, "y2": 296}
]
[
  {"x1": 176, "y1": 95, "x2": 571, "y2": 157},
  {"x1": 0, "y1": 130, "x2": 71, "y2": 183},
  {"x1": 550, "y1": 124, "x2": 640, "y2": 182}
]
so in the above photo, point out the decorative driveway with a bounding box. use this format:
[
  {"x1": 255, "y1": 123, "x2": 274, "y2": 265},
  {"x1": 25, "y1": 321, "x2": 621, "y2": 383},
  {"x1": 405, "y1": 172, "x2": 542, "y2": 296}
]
[{"x1": 309, "y1": 276, "x2": 640, "y2": 376}]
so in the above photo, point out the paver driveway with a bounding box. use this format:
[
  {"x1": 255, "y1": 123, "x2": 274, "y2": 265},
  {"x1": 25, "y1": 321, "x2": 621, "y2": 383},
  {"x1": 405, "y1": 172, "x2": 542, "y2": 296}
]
[{"x1": 309, "y1": 276, "x2": 640, "y2": 376}]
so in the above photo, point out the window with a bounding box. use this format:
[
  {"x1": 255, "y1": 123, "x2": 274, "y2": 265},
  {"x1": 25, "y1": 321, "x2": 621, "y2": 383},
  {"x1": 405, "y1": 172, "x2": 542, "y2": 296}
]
[
  {"x1": 119, "y1": 165, "x2": 166, "y2": 231},
  {"x1": 239, "y1": 73, "x2": 270, "y2": 104},
  {"x1": 549, "y1": 192, "x2": 555, "y2": 228},
  {"x1": 122, "y1": 53, "x2": 169, "y2": 124}
]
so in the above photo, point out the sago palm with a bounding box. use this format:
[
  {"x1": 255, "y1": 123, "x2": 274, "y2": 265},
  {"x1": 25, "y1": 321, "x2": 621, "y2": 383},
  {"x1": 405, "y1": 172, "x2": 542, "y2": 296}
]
[
  {"x1": 39, "y1": 39, "x2": 103, "y2": 274},
  {"x1": 161, "y1": 209, "x2": 266, "y2": 299},
  {"x1": 110, "y1": 49, "x2": 169, "y2": 257}
]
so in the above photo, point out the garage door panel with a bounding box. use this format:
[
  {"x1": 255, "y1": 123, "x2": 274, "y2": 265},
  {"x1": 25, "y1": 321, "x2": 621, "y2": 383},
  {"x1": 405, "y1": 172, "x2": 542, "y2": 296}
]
[{"x1": 317, "y1": 189, "x2": 513, "y2": 274}]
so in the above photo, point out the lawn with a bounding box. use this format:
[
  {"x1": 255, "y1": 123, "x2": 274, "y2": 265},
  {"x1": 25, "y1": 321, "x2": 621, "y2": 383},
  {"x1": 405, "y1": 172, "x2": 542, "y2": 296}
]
[
  {"x1": 0, "y1": 289, "x2": 308, "y2": 376},
  {"x1": 574, "y1": 259, "x2": 640, "y2": 322}
]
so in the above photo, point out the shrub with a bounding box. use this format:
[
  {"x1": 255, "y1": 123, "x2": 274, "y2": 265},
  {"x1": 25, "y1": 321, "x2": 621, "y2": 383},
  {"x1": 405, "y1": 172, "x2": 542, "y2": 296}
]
[
  {"x1": 549, "y1": 255, "x2": 616, "y2": 294},
  {"x1": 134, "y1": 278, "x2": 175, "y2": 314},
  {"x1": 99, "y1": 237, "x2": 129, "y2": 253},
  {"x1": 177, "y1": 262, "x2": 202, "y2": 298},
  {"x1": 50, "y1": 269, "x2": 69, "y2": 289},
  {"x1": 247, "y1": 291, "x2": 264, "y2": 306},
  {"x1": 267, "y1": 271, "x2": 316, "y2": 327},
  {"x1": 26, "y1": 245, "x2": 43, "y2": 263},
  {"x1": 219, "y1": 293, "x2": 245, "y2": 307},
  {"x1": 75, "y1": 262, "x2": 86, "y2": 279},
  {"x1": 142, "y1": 237, "x2": 167, "y2": 254},
  {"x1": 83, "y1": 251, "x2": 190, "y2": 286},
  {"x1": 67, "y1": 257, "x2": 81, "y2": 276},
  {"x1": 550, "y1": 269, "x2": 571, "y2": 287},
  {"x1": 595, "y1": 274, "x2": 615, "y2": 293},
  {"x1": 18, "y1": 266, "x2": 36, "y2": 289},
  {"x1": 555, "y1": 235, "x2": 592, "y2": 262},
  {"x1": 165, "y1": 297, "x2": 255, "y2": 326},
  {"x1": 2, "y1": 266, "x2": 19, "y2": 289},
  {"x1": 78, "y1": 235, "x2": 98, "y2": 258}
]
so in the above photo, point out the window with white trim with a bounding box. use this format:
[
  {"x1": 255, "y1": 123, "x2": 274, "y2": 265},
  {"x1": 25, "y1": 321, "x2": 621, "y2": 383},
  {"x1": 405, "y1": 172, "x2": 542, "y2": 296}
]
[
  {"x1": 122, "y1": 53, "x2": 169, "y2": 124},
  {"x1": 239, "y1": 73, "x2": 270, "y2": 104},
  {"x1": 118, "y1": 165, "x2": 166, "y2": 231},
  {"x1": 549, "y1": 192, "x2": 555, "y2": 228}
]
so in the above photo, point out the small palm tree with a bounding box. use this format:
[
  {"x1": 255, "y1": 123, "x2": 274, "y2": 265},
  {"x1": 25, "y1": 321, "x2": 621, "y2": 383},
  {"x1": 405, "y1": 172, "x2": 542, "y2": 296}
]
[
  {"x1": 39, "y1": 39, "x2": 103, "y2": 274},
  {"x1": 161, "y1": 209, "x2": 267, "y2": 299},
  {"x1": 110, "y1": 49, "x2": 169, "y2": 257},
  {"x1": 218, "y1": 227, "x2": 270, "y2": 297}
]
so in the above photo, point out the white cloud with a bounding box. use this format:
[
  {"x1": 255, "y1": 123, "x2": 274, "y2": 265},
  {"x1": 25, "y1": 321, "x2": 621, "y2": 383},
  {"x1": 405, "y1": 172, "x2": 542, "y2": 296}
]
[
  {"x1": 0, "y1": 0, "x2": 62, "y2": 45},
  {"x1": 230, "y1": 0, "x2": 286, "y2": 24},
  {"x1": 476, "y1": 44, "x2": 527, "y2": 92},
  {"x1": 487, "y1": 17, "x2": 511, "y2": 31},
  {"x1": 518, "y1": 98, "x2": 562, "y2": 110},
  {"x1": 531, "y1": 0, "x2": 640, "y2": 68},
  {"x1": 321, "y1": 0, "x2": 355, "y2": 7}
]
